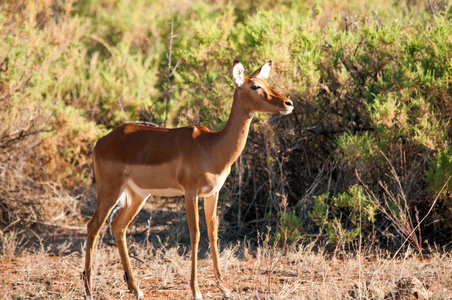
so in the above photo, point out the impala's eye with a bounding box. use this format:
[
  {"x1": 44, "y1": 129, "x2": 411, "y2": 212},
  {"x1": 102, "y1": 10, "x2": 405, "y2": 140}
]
[{"x1": 251, "y1": 85, "x2": 262, "y2": 90}]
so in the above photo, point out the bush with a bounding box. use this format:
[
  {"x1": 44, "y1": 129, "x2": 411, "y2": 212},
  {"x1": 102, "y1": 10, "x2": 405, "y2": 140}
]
[
  {"x1": 1, "y1": 0, "x2": 452, "y2": 251},
  {"x1": 426, "y1": 149, "x2": 452, "y2": 196},
  {"x1": 309, "y1": 186, "x2": 377, "y2": 250}
]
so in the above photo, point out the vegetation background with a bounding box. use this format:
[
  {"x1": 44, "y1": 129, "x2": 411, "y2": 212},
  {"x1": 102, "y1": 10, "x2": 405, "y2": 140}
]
[{"x1": 1, "y1": 0, "x2": 452, "y2": 298}]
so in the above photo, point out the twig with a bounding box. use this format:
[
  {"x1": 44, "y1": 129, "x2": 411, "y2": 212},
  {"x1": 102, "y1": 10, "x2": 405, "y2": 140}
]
[
  {"x1": 379, "y1": 151, "x2": 421, "y2": 251},
  {"x1": 124, "y1": 120, "x2": 158, "y2": 127},
  {"x1": 116, "y1": 97, "x2": 128, "y2": 121},
  {"x1": 0, "y1": 127, "x2": 51, "y2": 149},
  {"x1": 427, "y1": 0, "x2": 436, "y2": 16},
  {"x1": 129, "y1": 254, "x2": 145, "y2": 264},
  {"x1": 2, "y1": 217, "x2": 21, "y2": 232},
  {"x1": 371, "y1": 175, "x2": 451, "y2": 278},
  {"x1": 35, "y1": 287, "x2": 45, "y2": 297},
  {"x1": 163, "y1": 19, "x2": 179, "y2": 127}
]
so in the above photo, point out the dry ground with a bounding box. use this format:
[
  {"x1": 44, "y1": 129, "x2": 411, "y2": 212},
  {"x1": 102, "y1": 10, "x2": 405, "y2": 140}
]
[
  {"x1": 1, "y1": 202, "x2": 451, "y2": 299},
  {"x1": 2, "y1": 239, "x2": 452, "y2": 299}
]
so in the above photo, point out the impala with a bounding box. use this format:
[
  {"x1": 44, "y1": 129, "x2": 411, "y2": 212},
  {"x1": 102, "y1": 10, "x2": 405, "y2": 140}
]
[{"x1": 82, "y1": 60, "x2": 293, "y2": 299}]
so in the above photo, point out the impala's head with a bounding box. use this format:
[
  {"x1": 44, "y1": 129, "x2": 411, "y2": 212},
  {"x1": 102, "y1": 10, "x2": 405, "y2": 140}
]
[{"x1": 233, "y1": 60, "x2": 293, "y2": 116}]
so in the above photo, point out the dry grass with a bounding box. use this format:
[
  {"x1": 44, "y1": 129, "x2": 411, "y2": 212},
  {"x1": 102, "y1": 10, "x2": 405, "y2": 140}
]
[{"x1": 1, "y1": 202, "x2": 451, "y2": 300}]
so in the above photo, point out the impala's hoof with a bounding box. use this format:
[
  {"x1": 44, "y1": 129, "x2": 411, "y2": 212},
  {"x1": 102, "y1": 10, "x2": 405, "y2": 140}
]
[
  {"x1": 134, "y1": 288, "x2": 144, "y2": 299},
  {"x1": 84, "y1": 290, "x2": 92, "y2": 299},
  {"x1": 83, "y1": 284, "x2": 92, "y2": 299},
  {"x1": 216, "y1": 281, "x2": 232, "y2": 298},
  {"x1": 194, "y1": 291, "x2": 203, "y2": 300}
]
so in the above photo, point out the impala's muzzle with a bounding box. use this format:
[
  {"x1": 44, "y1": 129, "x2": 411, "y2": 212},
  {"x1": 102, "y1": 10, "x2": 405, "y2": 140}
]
[{"x1": 279, "y1": 99, "x2": 294, "y2": 115}]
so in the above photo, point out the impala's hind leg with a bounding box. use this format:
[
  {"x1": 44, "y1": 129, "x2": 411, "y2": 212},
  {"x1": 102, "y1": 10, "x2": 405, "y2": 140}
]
[
  {"x1": 112, "y1": 189, "x2": 148, "y2": 299},
  {"x1": 83, "y1": 187, "x2": 121, "y2": 299},
  {"x1": 185, "y1": 191, "x2": 202, "y2": 300}
]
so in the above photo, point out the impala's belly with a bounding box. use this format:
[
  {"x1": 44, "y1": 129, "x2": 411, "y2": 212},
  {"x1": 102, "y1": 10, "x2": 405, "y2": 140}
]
[
  {"x1": 116, "y1": 180, "x2": 184, "y2": 208},
  {"x1": 126, "y1": 178, "x2": 184, "y2": 198},
  {"x1": 123, "y1": 163, "x2": 185, "y2": 199},
  {"x1": 121, "y1": 163, "x2": 230, "y2": 200}
]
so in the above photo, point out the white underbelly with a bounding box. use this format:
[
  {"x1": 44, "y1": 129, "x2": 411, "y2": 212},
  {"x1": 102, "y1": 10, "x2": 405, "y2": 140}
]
[
  {"x1": 126, "y1": 178, "x2": 184, "y2": 198},
  {"x1": 116, "y1": 178, "x2": 184, "y2": 208}
]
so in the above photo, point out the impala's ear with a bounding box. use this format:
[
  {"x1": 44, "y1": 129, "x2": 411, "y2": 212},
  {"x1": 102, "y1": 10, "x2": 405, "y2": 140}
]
[
  {"x1": 251, "y1": 60, "x2": 272, "y2": 80},
  {"x1": 233, "y1": 60, "x2": 245, "y2": 87}
]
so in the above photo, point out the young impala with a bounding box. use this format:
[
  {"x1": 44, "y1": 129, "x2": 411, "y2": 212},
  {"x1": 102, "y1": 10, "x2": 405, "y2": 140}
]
[{"x1": 83, "y1": 60, "x2": 293, "y2": 299}]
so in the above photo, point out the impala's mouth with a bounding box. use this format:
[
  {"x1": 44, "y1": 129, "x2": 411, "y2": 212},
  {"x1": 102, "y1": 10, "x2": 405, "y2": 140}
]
[{"x1": 279, "y1": 107, "x2": 293, "y2": 115}]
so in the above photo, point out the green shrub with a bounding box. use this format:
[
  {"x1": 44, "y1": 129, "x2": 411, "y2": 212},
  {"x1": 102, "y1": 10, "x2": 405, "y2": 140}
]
[
  {"x1": 271, "y1": 210, "x2": 303, "y2": 247},
  {"x1": 426, "y1": 149, "x2": 452, "y2": 196},
  {"x1": 309, "y1": 186, "x2": 377, "y2": 248}
]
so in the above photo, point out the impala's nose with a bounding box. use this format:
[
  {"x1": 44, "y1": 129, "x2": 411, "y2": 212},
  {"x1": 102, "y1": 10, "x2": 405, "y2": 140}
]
[{"x1": 279, "y1": 99, "x2": 294, "y2": 115}]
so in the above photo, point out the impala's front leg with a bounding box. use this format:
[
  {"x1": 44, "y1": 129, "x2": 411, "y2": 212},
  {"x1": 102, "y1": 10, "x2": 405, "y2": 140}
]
[
  {"x1": 204, "y1": 193, "x2": 221, "y2": 281},
  {"x1": 205, "y1": 193, "x2": 231, "y2": 297},
  {"x1": 185, "y1": 191, "x2": 202, "y2": 300}
]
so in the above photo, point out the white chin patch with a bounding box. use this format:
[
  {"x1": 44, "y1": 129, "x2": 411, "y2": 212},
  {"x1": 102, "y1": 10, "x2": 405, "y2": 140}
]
[
  {"x1": 249, "y1": 112, "x2": 255, "y2": 118},
  {"x1": 279, "y1": 108, "x2": 293, "y2": 115}
]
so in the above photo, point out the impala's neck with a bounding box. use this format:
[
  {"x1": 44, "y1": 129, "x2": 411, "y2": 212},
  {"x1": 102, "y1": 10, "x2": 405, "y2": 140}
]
[{"x1": 214, "y1": 89, "x2": 253, "y2": 169}]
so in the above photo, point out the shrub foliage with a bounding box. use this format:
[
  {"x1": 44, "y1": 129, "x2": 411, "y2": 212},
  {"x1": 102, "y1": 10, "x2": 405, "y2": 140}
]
[{"x1": 1, "y1": 0, "x2": 451, "y2": 251}]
